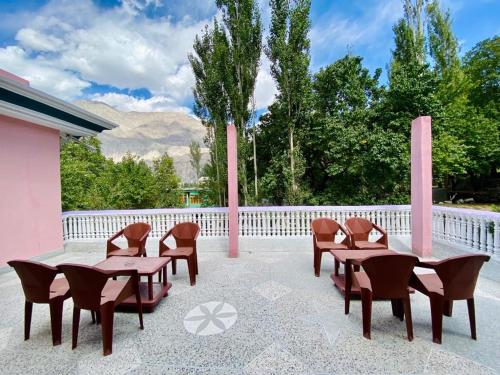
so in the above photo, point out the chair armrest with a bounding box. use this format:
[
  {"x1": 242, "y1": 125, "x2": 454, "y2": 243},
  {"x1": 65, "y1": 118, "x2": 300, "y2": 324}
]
[
  {"x1": 159, "y1": 229, "x2": 173, "y2": 243},
  {"x1": 373, "y1": 224, "x2": 388, "y2": 245},
  {"x1": 194, "y1": 227, "x2": 200, "y2": 240},
  {"x1": 107, "y1": 229, "x2": 125, "y2": 252},
  {"x1": 339, "y1": 225, "x2": 351, "y2": 247},
  {"x1": 139, "y1": 228, "x2": 151, "y2": 243}
]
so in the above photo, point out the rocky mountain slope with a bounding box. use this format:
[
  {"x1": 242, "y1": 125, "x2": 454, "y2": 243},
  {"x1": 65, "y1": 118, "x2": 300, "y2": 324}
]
[{"x1": 74, "y1": 100, "x2": 209, "y2": 183}]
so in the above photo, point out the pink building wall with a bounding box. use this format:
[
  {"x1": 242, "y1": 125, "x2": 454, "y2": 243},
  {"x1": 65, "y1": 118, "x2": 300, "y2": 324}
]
[{"x1": 0, "y1": 115, "x2": 63, "y2": 266}]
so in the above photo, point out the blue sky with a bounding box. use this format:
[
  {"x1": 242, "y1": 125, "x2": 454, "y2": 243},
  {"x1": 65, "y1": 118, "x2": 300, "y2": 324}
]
[{"x1": 0, "y1": 0, "x2": 498, "y2": 113}]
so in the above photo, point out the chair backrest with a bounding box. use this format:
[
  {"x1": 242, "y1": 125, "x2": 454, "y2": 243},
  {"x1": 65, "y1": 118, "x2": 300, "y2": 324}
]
[
  {"x1": 434, "y1": 254, "x2": 490, "y2": 300},
  {"x1": 361, "y1": 254, "x2": 418, "y2": 298},
  {"x1": 8, "y1": 260, "x2": 58, "y2": 303},
  {"x1": 171, "y1": 222, "x2": 200, "y2": 248},
  {"x1": 124, "y1": 222, "x2": 151, "y2": 250},
  {"x1": 311, "y1": 218, "x2": 340, "y2": 242},
  {"x1": 58, "y1": 264, "x2": 110, "y2": 310},
  {"x1": 345, "y1": 217, "x2": 374, "y2": 242}
]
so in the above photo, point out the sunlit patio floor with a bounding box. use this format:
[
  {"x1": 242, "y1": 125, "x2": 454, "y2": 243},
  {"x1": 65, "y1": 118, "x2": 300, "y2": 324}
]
[{"x1": 0, "y1": 241, "x2": 499, "y2": 374}]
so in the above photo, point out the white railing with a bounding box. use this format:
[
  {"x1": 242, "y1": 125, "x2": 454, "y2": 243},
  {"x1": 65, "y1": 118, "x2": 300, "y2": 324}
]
[
  {"x1": 62, "y1": 205, "x2": 411, "y2": 240},
  {"x1": 62, "y1": 207, "x2": 229, "y2": 240},
  {"x1": 432, "y1": 206, "x2": 500, "y2": 255},
  {"x1": 238, "y1": 205, "x2": 411, "y2": 237},
  {"x1": 62, "y1": 205, "x2": 499, "y2": 255}
]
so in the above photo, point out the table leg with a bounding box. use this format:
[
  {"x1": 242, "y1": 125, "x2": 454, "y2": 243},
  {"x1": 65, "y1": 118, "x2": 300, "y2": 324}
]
[
  {"x1": 344, "y1": 260, "x2": 352, "y2": 315},
  {"x1": 147, "y1": 275, "x2": 153, "y2": 300},
  {"x1": 162, "y1": 265, "x2": 167, "y2": 287}
]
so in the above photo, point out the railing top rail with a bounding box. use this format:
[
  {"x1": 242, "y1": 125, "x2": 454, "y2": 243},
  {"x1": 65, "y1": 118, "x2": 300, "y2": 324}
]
[
  {"x1": 62, "y1": 207, "x2": 229, "y2": 217},
  {"x1": 238, "y1": 205, "x2": 411, "y2": 212},
  {"x1": 432, "y1": 205, "x2": 500, "y2": 219}
]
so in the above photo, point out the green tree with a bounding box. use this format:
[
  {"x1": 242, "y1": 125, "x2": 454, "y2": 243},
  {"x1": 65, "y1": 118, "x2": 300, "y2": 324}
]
[
  {"x1": 265, "y1": 0, "x2": 312, "y2": 203},
  {"x1": 216, "y1": 0, "x2": 262, "y2": 205},
  {"x1": 189, "y1": 141, "x2": 202, "y2": 182},
  {"x1": 108, "y1": 154, "x2": 156, "y2": 209},
  {"x1": 153, "y1": 153, "x2": 180, "y2": 208},
  {"x1": 60, "y1": 137, "x2": 108, "y2": 210},
  {"x1": 190, "y1": 23, "x2": 229, "y2": 206}
]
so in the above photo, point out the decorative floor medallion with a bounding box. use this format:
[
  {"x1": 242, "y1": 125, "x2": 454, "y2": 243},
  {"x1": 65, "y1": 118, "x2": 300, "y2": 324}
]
[{"x1": 184, "y1": 301, "x2": 237, "y2": 336}]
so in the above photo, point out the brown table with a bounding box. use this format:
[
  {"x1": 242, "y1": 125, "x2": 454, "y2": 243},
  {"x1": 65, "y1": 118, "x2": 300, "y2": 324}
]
[
  {"x1": 330, "y1": 249, "x2": 398, "y2": 314},
  {"x1": 95, "y1": 256, "x2": 172, "y2": 312}
]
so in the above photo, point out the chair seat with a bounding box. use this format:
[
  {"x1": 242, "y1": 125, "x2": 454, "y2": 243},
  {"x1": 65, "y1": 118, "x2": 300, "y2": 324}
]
[
  {"x1": 317, "y1": 241, "x2": 349, "y2": 251},
  {"x1": 413, "y1": 273, "x2": 444, "y2": 296},
  {"x1": 354, "y1": 241, "x2": 387, "y2": 250},
  {"x1": 50, "y1": 277, "x2": 70, "y2": 299},
  {"x1": 107, "y1": 247, "x2": 140, "y2": 257},
  {"x1": 160, "y1": 247, "x2": 193, "y2": 258}
]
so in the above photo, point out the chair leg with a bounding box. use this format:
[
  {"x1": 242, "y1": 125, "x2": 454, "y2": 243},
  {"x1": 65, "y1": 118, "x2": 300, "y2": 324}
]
[
  {"x1": 135, "y1": 281, "x2": 144, "y2": 330},
  {"x1": 314, "y1": 250, "x2": 322, "y2": 277},
  {"x1": 361, "y1": 289, "x2": 373, "y2": 340},
  {"x1": 96, "y1": 310, "x2": 101, "y2": 325},
  {"x1": 334, "y1": 258, "x2": 340, "y2": 276},
  {"x1": 391, "y1": 299, "x2": 404, "y2": 321},
  {"x1": 72, "y1": 307, "x2": 80, "y2": 350},
  {"x1": 49, "y1": 298, "x2": 64, "y2": 346},
  {"x1": 429, "y1": 294, "x2": 444, "y2": 344},
  {"x1": 467, "y1": 298, "x2": 476, "y2": 340},
  {"x1": 101, "y1": 303, "x2": 115, "y2": 356},
  {"x1": 24, "y1": 300, "x2": 33, "y2": 341},
  {"x1": 403, "y1": 295, "x2": 413, "y2": 341},
  {"x1": 188, "y1": 256, "x2": 196, "y2": 286},
  {"x1": 194, "y1": 251, "x2": 199, "y2": 275},
  {"x1": 444, "y1": 300, "x2": 453, "y2": 317},
  {"x1": 172, "y1": 259, "x2": 177, "y2": 275}
]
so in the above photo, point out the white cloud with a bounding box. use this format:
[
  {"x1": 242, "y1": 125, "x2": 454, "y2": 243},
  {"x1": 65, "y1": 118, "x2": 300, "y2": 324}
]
[
  {"x1": 0, "y1": 0, "x2": 212, "y2": 110},
  {"x1": 254, "y1": 56, "x2": 277, "y2": 109},
  {"x1": 90, "y1": 92, "x2": 191, "y2": 113},
  {"x1": 0, "y1": 45, "x2": 90, "y2": 99}
]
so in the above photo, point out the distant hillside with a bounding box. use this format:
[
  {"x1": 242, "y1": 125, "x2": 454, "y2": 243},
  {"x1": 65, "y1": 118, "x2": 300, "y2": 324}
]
[{"x1": 73, "y1": 100, "x2": 209, "y2": 183}]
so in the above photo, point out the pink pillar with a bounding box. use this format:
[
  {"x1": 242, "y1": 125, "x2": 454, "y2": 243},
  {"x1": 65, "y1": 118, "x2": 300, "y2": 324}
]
[
  {"x1": 411, "y1": 116, "x2": 432, "y2": 257},
  {"x1": 227, "y1": 123, "x2": 239, "y2": 257}
]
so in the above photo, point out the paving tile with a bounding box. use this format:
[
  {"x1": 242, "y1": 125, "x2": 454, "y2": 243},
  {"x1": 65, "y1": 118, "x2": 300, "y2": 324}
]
[
  {"x1": 245, "y1": 343, "x2": 310, "y2": 375},
  {"x1": 424, "y1": 348, "x2": 497, "y2": 375},
  {"x1": 253, "y1": 280, "x2": 292, "y2": 301}
]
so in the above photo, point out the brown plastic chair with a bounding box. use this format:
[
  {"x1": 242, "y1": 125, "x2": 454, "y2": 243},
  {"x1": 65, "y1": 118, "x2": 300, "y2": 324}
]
[
  {"x1": 58, "y1": 264, "x2": 144, "y2": 356},
  {"x1": 159, "y1": 222, "x2": 200, "y2": 286},
  {"x1": 107, "y1": 222, "x2": 151, "y2": 258},
  {"x1": 353, "y1": 254, "x2": 418, "y2": 341},
  {"x1": 345, "y1": 217, "x2": 388, "y2": 250},
  {"x1": 311, "y1": 218, "x2": 350, "y2": 277},
  {"x1": 8, "y1": 260, "x2": 71, "y2": 346},
  {"x1": 409, "y1": 254, "x2": 490, "y2": 344}
]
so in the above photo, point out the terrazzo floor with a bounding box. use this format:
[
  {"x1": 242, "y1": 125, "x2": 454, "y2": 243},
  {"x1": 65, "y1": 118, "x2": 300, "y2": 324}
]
[{"x1": 0, "y1": 242, "x2": 499, "y2": 375}]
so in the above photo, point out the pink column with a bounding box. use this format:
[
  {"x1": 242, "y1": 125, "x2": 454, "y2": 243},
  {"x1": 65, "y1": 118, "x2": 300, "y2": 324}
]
[
  {"x1": 411, "y1": 116, "x2": 432, "y2": 257},
  {"x1": 227, "y1": 123, "x2": 239, "y2": 257}
]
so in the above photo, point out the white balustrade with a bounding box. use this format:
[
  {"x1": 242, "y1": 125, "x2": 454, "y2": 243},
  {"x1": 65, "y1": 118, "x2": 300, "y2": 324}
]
[{"x1": 62, "y1": 205, "x2": 499, "y2": 256}]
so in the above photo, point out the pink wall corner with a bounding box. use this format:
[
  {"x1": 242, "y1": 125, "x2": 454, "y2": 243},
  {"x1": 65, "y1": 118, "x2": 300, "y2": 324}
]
[
  {"x1": 0, "y1": 115, "x2": 63, "y2": 266},
  {"x1": 411, "y1": 116, "x2": 433, "y2": 257},
  {"x1": 227, "y1": 123, "x2": 239, "y2": 258},
  {"x1": 0, "y1": 69, "x2": 30, "y2": 86}
]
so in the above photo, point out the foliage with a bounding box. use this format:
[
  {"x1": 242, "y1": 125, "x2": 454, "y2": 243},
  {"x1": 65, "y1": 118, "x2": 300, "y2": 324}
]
[
  {"x1": 60, "y1": 138, "x2": 181, "y2": 211},
  {"x1": 260, "y1": 0, "x2": 312, "y2": 203},
  {"x1": 153, "y1": 153, "x2": 181, "y2": 208},
  {"x1": 189, "y1": 141, "x2": 202, "y2": 182}
]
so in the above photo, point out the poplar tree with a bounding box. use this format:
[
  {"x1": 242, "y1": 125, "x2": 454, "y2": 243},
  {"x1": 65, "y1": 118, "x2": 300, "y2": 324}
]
[{"x1": 266, "y1": 0, "x2": 311, "y2": 203}]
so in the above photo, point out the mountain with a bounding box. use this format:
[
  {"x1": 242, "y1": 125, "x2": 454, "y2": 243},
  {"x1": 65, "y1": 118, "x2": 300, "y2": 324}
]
[{"x1": 73, "y1": 100, "x2": 209, "y2": 183}]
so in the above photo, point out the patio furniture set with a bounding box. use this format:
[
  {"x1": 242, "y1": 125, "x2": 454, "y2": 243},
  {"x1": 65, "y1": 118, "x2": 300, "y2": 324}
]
[
  {"x1": 7, "y1": 217, "x2": 490, "y2": 357},
  {"x1": 8, "y1": 221, "x2": 200, "y2": 356},
  {"x1": 312, "y1": 217, "x2": 490, "y2": 344}
]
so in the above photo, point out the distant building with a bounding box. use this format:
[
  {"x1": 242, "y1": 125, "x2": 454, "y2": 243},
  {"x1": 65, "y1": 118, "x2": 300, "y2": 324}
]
[{"x1": 180, "y1": 187, "x2": 209, "y2": 208}]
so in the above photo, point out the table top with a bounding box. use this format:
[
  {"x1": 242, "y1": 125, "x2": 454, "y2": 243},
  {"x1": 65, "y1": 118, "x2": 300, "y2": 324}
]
[
  {"x1": 330, "y1": 249, "x2": 398, "y2": 263},
  {"x1": 95, "y1": 256, "x2": 171, "y2": 275}
]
